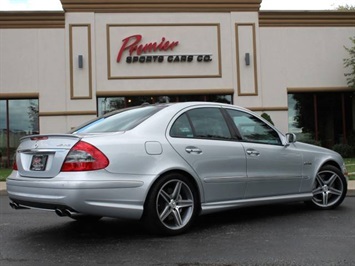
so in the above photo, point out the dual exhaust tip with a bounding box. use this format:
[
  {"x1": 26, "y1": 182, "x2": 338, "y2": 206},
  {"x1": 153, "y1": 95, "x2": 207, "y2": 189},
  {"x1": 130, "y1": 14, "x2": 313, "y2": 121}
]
[
  {"x1": 9, "y1": 202, "x2": 28, "y2": 210},
  {"x1": 55, "y1": 208, "x2": 74, "y2": 217},
  {"x1": 9, "y1": 202, "x2": 74, "y2": 217}
]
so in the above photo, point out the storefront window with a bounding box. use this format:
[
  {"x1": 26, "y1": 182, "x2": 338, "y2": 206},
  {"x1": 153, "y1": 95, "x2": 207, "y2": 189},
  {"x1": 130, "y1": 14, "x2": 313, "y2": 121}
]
[
  {"x1": 288, "y1": 92, "x2": 354, "y2": 148},
  {"x1": 97, "y1": 94, "x2": 232, "y2": 116},
  {"x1": 288, "y1": 93, "x2": 316, "y2": 144},
  {"x1": 0, "y1": 99, "x2": 38, "y2": 168}
]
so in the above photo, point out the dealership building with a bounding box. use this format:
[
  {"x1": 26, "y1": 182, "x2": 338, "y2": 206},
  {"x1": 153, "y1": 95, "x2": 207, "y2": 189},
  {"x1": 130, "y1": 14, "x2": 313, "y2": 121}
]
[{"x1": 0, "y1": 0, "x2": 355, "y2": 166}]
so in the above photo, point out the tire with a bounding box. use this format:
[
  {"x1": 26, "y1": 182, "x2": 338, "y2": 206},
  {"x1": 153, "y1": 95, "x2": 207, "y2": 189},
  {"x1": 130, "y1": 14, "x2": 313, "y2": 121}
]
[
  {"x1": 143, "y1": 173, "x2": 199, "y2": 236},
  {"x1": 306, "y1": 165, "x2": 347, "y2": 210}
]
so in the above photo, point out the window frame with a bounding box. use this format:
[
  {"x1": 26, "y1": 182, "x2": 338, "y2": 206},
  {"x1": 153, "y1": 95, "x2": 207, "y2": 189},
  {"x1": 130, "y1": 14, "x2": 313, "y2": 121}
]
[{"x1": 169, "y1": 106, "x2": 284, "y2": 146}]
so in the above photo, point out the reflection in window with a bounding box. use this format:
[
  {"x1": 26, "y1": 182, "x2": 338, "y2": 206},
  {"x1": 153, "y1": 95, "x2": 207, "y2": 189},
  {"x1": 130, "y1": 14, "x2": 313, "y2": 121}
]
[
  {"x1": 288, "y1": 92, "x2": 354, "y2": 147},
  {"x1": 0, "y1": 99, "x2": 38, "y2": 168},
  {"x1": 227, "y1": 109, "x2": 281, "y2": 145},
  {"x1": 188, "y1": 108, "x2": 231, "y2": 140},
  {"x1": 97, "y1": 94, "x2": 232, "y2": 116},
  {"x1": 170, "y1": 108, "x2": 231, "y2": 140},
  {"x1": 288, "y1": 94, "x2": 315, "y2": 144},
  {"x1": 73, "y1": 105, "x2": 165, "y2": 133},
  {"x1": 170, "y1": 114, "x2": 194, "y2": 138}
]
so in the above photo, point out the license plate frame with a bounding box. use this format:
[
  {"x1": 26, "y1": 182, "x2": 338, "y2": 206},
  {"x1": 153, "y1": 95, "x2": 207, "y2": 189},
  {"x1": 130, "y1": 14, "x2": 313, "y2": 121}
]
[{"x1": 30, "y1": 154, "x2": 48, "y2": 171}]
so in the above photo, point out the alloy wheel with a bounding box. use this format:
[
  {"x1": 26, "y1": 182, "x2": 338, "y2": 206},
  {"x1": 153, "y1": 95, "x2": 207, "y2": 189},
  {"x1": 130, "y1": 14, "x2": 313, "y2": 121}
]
[
  {"x1": 156, "y1": 179, "x2": 194, "y2": 230},
  {"x1": 311, "y1": 169, "x2": 345, "y2": 208}
]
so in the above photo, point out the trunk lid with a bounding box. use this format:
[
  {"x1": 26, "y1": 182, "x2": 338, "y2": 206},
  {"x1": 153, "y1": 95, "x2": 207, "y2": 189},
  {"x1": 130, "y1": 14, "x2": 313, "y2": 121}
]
[{"x1": 15, "y1": 134, "x2": 80, "y2": 178}]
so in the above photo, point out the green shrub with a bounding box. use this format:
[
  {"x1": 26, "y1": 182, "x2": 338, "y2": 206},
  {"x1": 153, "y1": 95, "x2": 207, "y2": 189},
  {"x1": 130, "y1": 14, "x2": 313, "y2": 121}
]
[
  {"x1": 261, "y1": 113, "x2": 274, "y2": 125},
  {"x1": 332, "y1": 144, "x2": 354, "y2": 158}
]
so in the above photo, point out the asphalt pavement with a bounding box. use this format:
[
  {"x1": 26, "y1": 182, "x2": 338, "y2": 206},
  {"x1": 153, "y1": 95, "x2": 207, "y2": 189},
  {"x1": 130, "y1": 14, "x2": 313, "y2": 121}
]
[{"x1": 1, "y1": 180, "x2": 355, "y2": 196}]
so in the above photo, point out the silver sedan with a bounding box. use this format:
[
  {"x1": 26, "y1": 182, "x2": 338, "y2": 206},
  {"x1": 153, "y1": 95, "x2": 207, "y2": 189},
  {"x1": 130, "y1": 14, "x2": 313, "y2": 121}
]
[{"x1": 7, "y1": 102, "x2": 348, "y2": 235}]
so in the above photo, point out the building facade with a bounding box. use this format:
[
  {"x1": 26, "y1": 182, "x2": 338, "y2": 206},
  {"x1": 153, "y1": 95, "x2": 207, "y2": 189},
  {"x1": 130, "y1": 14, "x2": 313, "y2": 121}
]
[{"x1": 1, "y1": 0, "x2": 355, "y2": 166}]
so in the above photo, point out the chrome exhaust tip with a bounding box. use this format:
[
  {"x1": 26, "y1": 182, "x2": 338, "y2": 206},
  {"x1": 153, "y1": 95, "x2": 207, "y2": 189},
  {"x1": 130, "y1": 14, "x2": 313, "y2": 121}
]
[
  {"x1": 9, "y1": 202, "x2": 28, "y2": 210},
  {"x1": 9, "y1": 202, "x2": 18, "y2": 209},
  {"x1": 55, "y1": 208, "x2": 74, "y2": 217},
  {"x1": 55, "y1": 208, "x2": 65, "y2": 217}
]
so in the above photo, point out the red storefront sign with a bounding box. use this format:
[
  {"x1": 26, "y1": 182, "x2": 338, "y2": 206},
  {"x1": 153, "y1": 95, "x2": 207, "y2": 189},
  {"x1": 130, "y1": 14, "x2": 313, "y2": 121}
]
[{"x1": 116, "y1": 34, "x2": 179, "y2": 62}]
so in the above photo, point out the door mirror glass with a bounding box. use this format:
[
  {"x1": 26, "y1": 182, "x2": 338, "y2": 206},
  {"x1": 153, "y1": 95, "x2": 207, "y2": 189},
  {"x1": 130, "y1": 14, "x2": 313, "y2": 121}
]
[{"x1": 286, "y1": 133, "x2": 297, "y2": 144}]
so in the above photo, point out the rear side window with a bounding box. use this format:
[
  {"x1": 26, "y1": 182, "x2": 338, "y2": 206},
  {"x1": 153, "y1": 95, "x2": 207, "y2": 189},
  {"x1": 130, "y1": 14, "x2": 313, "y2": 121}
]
[
  {"x1": 72, "y1": 106, "x2": 164, "y2": 133},
  {"x1": 170, "y1": 108, "x2": 231, "y2": 140}
]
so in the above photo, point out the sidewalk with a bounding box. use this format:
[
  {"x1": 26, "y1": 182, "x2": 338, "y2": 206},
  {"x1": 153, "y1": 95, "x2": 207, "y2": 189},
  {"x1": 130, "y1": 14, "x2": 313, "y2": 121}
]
[{"x1": 1, "y1": 180, "x2": 354, "y2": 196}]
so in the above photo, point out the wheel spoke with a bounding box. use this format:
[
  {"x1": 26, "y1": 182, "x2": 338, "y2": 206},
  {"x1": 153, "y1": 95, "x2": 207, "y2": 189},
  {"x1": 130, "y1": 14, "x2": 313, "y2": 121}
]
[
  {"x1": 329, "y1": 187, "x2": 342, "y2": 196},
  {"x1": 171, "y1": 181, "x2": 182, "y2": 200},
  {"x1": 316, "y1": 174, "x2": 325, "y2": 186},
  {"x1": 159, "y1": 205, "x2": 172, "y2": 222},
  {"x1": 322, "y1": 192, "x2": 329, "y2": 206},
  {"x1": 160, "y1": 189, "x2": 172, "y2": 204},
  {"x1": 172, "y1": 209, "x2": 183, "y2": 226},
  {"x1": 327, "y1": 174, "x2": 338, "y2": 187},
  {"x1": 312, "y1": 186, "x2": 323, "y2": 195},
  {"x1": 176, "y1": 199, "x2": 193, "y2": 209}
]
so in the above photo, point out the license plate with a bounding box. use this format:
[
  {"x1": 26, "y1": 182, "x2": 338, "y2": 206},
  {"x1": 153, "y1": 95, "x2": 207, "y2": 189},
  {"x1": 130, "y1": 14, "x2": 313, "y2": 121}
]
[{"x1": 30, "y1": 155, "x2": 48, "y2": 171}]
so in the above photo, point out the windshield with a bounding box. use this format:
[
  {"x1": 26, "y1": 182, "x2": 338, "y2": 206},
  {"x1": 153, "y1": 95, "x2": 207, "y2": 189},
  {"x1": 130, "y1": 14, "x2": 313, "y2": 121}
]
[{"x1": 71, "y1": 105, "x2": 166, "y2": 134}]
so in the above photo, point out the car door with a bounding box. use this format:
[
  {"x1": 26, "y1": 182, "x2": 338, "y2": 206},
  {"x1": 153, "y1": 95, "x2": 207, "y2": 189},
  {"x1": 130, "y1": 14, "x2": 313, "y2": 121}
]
[
  {"x1": 225, "y1": 108, "x2": 303, "y2": 198},
  {"x1": 167, "y1": 107, "x2": 247, "y2": 203}
]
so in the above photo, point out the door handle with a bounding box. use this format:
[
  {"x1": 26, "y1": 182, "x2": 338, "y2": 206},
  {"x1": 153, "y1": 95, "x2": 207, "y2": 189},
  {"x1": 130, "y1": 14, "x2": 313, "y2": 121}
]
[
  {"x1": 185, "y1": 146, "x2": 202, "y2": 154},
  {"x1": 246, "y1": 149, "x2": 260, "y2": 156}
]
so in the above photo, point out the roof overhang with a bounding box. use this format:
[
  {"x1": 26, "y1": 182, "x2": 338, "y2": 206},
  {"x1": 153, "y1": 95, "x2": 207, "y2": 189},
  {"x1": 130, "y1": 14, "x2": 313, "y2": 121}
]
[{"x1": 59, "y1": 0, "x2": 262, "y2": 12}]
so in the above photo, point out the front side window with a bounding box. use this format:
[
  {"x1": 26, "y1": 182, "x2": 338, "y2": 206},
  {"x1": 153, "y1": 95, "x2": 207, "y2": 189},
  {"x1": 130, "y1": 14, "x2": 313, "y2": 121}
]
[
  {"x1": 170, "y1": 108, "x2": 231, "y2": 140},
  {"x1": 227, "y1": 109, "x2": 281, "y2": 145}
]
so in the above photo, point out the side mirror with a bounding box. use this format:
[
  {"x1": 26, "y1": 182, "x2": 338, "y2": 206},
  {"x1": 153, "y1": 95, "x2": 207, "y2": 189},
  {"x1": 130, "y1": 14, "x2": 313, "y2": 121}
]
[{"x1": 285, "y1": 133, "x2": 296, "y2": 145}]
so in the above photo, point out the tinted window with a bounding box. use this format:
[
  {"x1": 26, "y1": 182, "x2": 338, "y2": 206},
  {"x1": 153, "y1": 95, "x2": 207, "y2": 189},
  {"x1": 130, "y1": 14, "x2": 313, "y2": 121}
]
[
  {"x1": 72, "y1": 106, "x2": 165, "y2": 133},
  {"x1": 170, "y1": 114, "x2": 194, "y2": 138},
  {"x1": 227, "y1": 109, "x2": 281, "y2": 145},
  {"x1": 170, "y1": 108, "x2": 231, "y2": 140}
]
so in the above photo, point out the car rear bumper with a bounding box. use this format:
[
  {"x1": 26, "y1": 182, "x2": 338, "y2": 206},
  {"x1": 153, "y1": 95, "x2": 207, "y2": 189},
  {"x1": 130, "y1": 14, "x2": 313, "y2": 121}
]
[{"x1": 6, "y1": 171, "x2": 154, "y2": 220}]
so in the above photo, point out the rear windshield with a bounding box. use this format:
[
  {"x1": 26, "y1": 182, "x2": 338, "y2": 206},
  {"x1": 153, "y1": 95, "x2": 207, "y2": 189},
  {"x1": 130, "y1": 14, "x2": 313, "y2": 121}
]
[{"x1": 71, "y1": 105, "x2": 166, "y2": 133}]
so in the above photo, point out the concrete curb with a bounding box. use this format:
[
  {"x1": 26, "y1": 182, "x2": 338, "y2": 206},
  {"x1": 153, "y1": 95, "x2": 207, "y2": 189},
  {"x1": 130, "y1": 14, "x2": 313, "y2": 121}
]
[{"x1": 1, "y1": 180, "x2": 355, "y2": 196}]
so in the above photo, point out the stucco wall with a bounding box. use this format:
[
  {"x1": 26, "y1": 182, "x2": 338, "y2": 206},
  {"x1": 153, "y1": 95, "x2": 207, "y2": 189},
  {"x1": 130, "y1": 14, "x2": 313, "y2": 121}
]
[{"x1": 1, "y1": 9, "x2": 354, "y2": 134}]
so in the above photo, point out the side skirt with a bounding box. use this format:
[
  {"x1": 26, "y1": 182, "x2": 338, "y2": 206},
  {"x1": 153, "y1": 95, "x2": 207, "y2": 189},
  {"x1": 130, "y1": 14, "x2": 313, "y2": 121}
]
[{"x1": 200, "y1": 193, "x2": 312, "y2": 215}]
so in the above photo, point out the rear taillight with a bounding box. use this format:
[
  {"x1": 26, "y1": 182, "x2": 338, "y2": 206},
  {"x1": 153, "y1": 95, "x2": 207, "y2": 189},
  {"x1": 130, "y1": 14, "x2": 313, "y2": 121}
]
[
  {"x1": 61, "y1": 141, "x2": 109, "y2": 171},
  {"x1": 13, "y1": 160, "x2": 18, "y2": 171}
]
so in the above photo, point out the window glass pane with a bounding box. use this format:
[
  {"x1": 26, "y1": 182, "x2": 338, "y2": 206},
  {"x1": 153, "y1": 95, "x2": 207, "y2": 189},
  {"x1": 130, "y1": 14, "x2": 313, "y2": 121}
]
[
  {"x1": 98, "y1": 97, "x2": 125, "y2": 116},
  {"x1": 0, "y1": 100, "x2": 7, "y2": 167},
  {"x1": 207, "y1": 95, "x2": 232, "y2": 104},
  {"x1": 288, "y1": 93, "x2": 316, "y2": 143},
  {"x1": 8, "y1": 99, "x2": 38, "y2": 166},
  {"x1": 73, "y1": 106, "x2": 165, "y2": 133},
  {"x1": 170, "y1": 114, "x2": 194, "y2": 138},
  {"x1": 344, "y1": 92, "x2": 355, "y2": 144},
  {"x1": 9, "y1": 99, "x2": 38, "y2": 135},
  {"x1": 227, "y1": 109, "x2": 281, "y2": 145},
  {"x1": 97, "y1": 94, "x2": 233, "y2": 115},
  {"x1": 126, "y1": 96, "x2": 153, "y2": 107},
  {"x1": 187, "y1": 108, "x2": 231, "y2": 140},
  {"x1": 317, "y1": 93, "x2": 345, "y2": 147}
]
